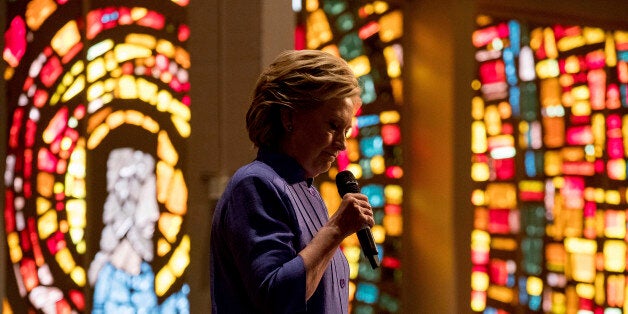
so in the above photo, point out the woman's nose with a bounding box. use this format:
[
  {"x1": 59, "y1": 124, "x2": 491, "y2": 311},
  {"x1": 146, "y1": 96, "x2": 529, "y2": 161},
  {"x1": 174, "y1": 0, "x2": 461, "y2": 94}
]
[{"x1": 333, "y1": 133, "x2": 346, "y2": 151}]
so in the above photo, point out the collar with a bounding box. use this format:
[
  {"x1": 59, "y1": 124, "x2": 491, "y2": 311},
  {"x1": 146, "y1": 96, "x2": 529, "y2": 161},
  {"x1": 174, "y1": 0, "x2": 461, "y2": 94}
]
[{"x1": 256, "y1": 148, "x2": 314, "y2": 186}]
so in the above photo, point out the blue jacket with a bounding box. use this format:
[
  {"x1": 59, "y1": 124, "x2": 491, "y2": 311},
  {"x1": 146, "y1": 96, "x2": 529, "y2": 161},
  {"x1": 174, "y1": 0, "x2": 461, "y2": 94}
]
[{"x1": 210, "y1": 149, "x2": 349, "y2": 313}]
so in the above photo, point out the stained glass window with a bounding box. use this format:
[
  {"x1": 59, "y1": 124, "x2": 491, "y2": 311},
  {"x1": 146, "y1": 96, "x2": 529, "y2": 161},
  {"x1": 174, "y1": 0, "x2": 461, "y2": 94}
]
[
  {"x1": 295, "y1": 1, "x2": 403, "y2": 313},
  {"x1": 3, "y1": 0, "x2": 191, "y2": 312},
  {"x1": 470, "y1": 15, "x2": 628, "y2": 313}
]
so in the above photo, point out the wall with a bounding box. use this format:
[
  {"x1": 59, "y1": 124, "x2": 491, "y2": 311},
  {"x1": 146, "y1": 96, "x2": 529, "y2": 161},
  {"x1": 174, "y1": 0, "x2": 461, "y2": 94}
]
[
  {"x1": 403, "y1": 0, "x2": 474, "y2": 313},
  {"x1": 185, "y1": 0, "x2": 292, "y2": 312}
]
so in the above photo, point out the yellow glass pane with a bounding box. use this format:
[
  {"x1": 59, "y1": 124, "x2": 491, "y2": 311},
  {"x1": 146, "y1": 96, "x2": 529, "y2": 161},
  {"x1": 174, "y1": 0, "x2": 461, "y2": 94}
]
[
  {"x1": 172, "y1": 116, "x2": 191, "y2": 138},
  {"x1": 320, "y1": 181, "x2": 341, "y2": 215},
  {"x1": 106, "y1": 111, "x2": 126, "y2": 129},
  {"x1": 65, "y1": 199, "x2": 86, "y2": 229},
  {"x1": 557, "y1": 35, "x2": 585, "y2": 52},
  {"x1": 126, "y1": 33, "x2": 157, "y2": 49},
  {"x1": 174, "y1": 47, "x2": 191, "y2": 69},
  {"x1": 131, "y1": 7, "x2": 148, "y2": 21},
  {"x1": 380, "y1": 110, "x2": 400, "y2": 124},
  {"x1": 70, "y1": 267, "x2": 86, "y2": 287},
  {"x1": 51, "y1": 21, "x2": 80, "y2": 56},
  {"x1": 347, "y1": 55, "x2": 371, "y2": 77},
  {"x1": 344, "y1": 246, "x2": 361, "y2": 263},
  {"x1": 7, "y1": 232, "x2": 23, "y2": 263},
  {"x1": 346, "y1": 139, "x2": 360, "y2": 161},
  {"x1": 87, "y1": 40, "x2": 114, "y2": 61},
  {"x1": 157, "y1": 161, "x2": 174, "y2": 203},
  {"x1": 157, "y1": 238, "x2": 172, "y2": 256},
  {"x1": 124, "y1": 110, "x2": 144, "y2": 126},
  {"x1": 384, "y1": 184, "x2": 402, "y2": 205},
  {"x1": 169, "y1": 99, "x2": 191, "y2": 121},
  {"x1": 370, "y1": 156, "x2": 385, "y2": 174},
  {"x1": 36, "y1": 197, "x2": 51, "y2": 216},
  {"x1": 62, "y1": 75, "x2": 85, "y2": 102},
  {"x1": 118, "y1": 75, "x2": 138, "y2": 99},
  {"x1": 87, "y1": 58, "x2": 107, "y2": 83},
  {"x1": 490, "y1": 237, "x2": 517, "y2": 251},
  {"x1": 487, "y1": 285, "x2": 513, "y2": 304},
  {"x1": 69, "y1": 229, "x2": 84, "y2": 246},
  {"x1": 379, "y1": 10, "x2": 402, "y2": 43},
  {"x1": 471, "y1": 121, "x2": 487, "y2": 154},
  {"x1": 25, "y1": 0, "x2": 57, "y2": 31},
  {"x1": 383, "y1": 46, "x2": 401, "y2": 78},
  {"x1": 485, "y1": 183, "x2": 517, "y2": 209},
  {"x1": 115, "y1": 43, "x2": 152, "y2": 63},
  {"x1": 371, "y1": 225, "x2": 385, "y2": 243},
  {"x1": 606, "y1": 33, "x2": 617, "y2": 67},
  {"x1": 155, "y1": 268, "x2": 175, "y2": 297},
  {"x1": 158, "y1": 131, "x2": 179, "y2": 166},
  {"x1": 165, "y1": 169, "x2": 188, "y2": 215},
  {"x1": 87, "y1": 124, "x2": 110, "y2": 149},
  {"x1": 306, "y1": 9, "x2": 332, "y2": 49},
  {"x1": 55, "y1": 248, "x2": 76, "y2": 274},
  {"x1": 137, "y1": 78, "x2": 158, "y2": 103},
  {"x1": 471, "y1": 189, "x2": 486, "y2": 206},
  {"x1": 86, "y1": 80, "x2": 105, "y2": 101},
  {"x1": 156, "y1": 39, "x2": 175, "y2": 58},
  {"x1": 536, "y1": 59, "x2": 560, "y2": 79},
  {"x1": 543, "y1": 27, "x2": 558, "y2": 59},
  {"x1": 527, "y1": 277, "x2": 543, "y2": 296},
  {"x1": 159, "y1": 212, "x2": 183, "y2": 243},
  {"x1": 38, "y1": 210, "x2": 58, "y2": 239},
  {"x1": 471, "y1": 271, "x2": 489, "y2": 291},
  {"x1": 141, "y1": 116, "x2": 160, "y2": 134},
  {"x1": 156, "y1": 90, "x2": 172, "y2": 110},
  {"x1": 383, "y1": 214, "x2": 402, "y2": 236},
  {"x1": 604, "y1": 240, "x2": 626, "y2": 272},
  {"x1": 471, "y1": 163, "x2": 489, "y2": 182}
]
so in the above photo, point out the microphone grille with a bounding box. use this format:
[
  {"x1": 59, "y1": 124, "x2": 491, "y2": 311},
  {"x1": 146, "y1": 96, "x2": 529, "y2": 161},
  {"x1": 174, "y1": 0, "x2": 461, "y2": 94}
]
[{"x1": 335, "y1": 170, "x2": 360, "y2": 196}]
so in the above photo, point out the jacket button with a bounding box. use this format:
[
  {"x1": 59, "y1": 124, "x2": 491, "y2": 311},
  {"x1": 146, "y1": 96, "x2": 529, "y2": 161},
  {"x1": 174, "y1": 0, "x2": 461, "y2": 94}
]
[{"x1": 340, "y1": 279, "x2": 346, "y2": 288}]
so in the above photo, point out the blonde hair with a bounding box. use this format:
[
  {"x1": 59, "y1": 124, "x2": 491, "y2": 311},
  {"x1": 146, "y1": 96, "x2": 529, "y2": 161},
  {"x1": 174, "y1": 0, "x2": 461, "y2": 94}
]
[{"x1": 246, "y1": 50, "x2": 361, "y2": 149}]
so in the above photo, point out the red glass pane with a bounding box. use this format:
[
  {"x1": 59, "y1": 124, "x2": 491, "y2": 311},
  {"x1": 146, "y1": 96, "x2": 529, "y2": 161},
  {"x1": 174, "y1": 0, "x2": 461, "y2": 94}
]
[
  {"x1": 4, "y1": 190, "x2": 15, "y2": 233},
  {"x1": 381, "y1": 124, "x2": 400, "y2": 145},
  {"x1": 3, "y1": 16, "x2": 27, "y2": 67},
  {"x1": 46, "y1": 231, "x2": 66, "y2": 255},
  {"x1": 9, "y1": 108, "x2": 24, "y2": 148},
  {"x1": 40, "y1": 56, "x2": 63, "y2": 88},
  {"x1": 137, "y1": 10, "x2": 165, "y2": 30},
  {"x1": 488, "y1": 209, "x2": 510, "y2": 234},
  {"x1": 69, "y1": 289, "x2": 85, "y2": 311},
  {"x1": 20, "y1": 258, "x2": 39, "y2": 292},
  {"x1": 479, "y1": 60, "x2": 506, "y2": 84},
  {"x1": 178, "y1": 24, "x2": 190, "y2": 42},
  {"x1": 38, "y1": 147, "x2": 58, "y2": 173}
]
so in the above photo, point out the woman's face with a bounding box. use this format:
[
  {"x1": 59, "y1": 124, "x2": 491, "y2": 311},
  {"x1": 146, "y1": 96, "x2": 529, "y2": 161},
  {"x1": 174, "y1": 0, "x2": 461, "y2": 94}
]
[{"x1": 283, "y1": 96, "x2": 361, "y2": 178}]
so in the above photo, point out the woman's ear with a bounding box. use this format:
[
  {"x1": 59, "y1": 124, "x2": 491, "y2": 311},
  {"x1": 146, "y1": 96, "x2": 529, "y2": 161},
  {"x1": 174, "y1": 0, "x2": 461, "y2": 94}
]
[{"x1": 280, "y1": 108, "x2": 294, "y2": 132}]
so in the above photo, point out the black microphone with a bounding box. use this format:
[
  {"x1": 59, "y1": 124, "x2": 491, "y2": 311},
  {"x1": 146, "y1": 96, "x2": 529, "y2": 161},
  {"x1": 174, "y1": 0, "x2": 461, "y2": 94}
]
[{"x1": 335, "y1": 170, "x2": 380, "y2": 269}]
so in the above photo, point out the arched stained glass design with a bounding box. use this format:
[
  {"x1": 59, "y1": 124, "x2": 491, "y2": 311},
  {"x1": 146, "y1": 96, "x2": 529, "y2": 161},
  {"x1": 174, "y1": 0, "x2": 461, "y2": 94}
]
[
  {"x1": 2, "y1": 0, "x2": 191, "y2": 312},
  {"x1": 470, "y1": 15, "x2": 628, "y2": 313},
  {"x1": 294, "y1": 1, "x2": 403, "y2": 313}
]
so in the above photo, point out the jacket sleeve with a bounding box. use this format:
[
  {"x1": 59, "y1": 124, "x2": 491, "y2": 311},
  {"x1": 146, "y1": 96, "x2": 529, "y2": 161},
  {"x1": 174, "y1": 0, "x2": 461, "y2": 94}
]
[{"x1": 220, "y1": 175, "x2": 307, "y2": 313}]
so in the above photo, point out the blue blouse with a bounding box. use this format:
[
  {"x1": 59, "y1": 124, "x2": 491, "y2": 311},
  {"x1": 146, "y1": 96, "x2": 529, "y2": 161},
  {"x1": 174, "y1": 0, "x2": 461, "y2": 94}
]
[{"x1": 210, "y1": 150, "x2": 349, "y2": 313}]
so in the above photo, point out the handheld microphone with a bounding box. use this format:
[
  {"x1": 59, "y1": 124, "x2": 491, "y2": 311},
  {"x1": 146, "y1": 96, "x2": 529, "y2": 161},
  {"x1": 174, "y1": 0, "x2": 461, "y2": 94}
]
[{"x1": 335, "y1": 170, "x2": 380, "y2": 269}]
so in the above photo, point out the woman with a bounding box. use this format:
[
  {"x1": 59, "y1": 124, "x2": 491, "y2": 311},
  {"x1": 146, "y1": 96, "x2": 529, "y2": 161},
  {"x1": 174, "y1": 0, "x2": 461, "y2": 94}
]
[{"x1": 210, "y1": 50, "x2": 374, "y2": 313}]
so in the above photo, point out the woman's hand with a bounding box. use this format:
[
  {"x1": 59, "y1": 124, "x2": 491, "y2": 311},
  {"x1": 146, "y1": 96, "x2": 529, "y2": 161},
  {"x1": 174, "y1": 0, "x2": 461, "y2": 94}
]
[
  {"x1": 327, "y1": 193, "x2": 374, "y2": 240},
  {"x1": 298, "y1": 192, "x2": 373, "y2": 300}
]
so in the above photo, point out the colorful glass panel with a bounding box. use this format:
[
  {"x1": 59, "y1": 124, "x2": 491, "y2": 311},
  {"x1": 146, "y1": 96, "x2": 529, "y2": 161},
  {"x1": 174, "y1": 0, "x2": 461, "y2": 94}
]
[
  {"x1": 471, "y1": 15, "x2": 628, "y2": 313},
  {"x1": 3, "y1": 0, "x2": 191, "y2": 312},
  {"x1": 295, "y1": 1, "x2": 403, "y2": 313}
]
